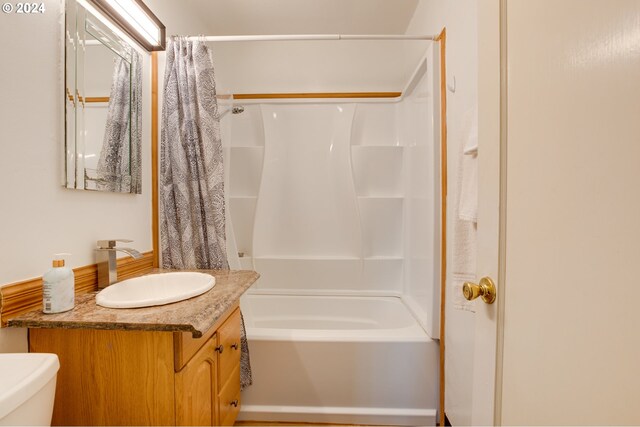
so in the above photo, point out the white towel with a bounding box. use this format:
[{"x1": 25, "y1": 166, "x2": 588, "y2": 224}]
[
  {"x1": 459, "y1": 120, "x2": 478, "y2": 222},
  {"x1": 451, "y1": 109, "x2": 478, "y2": 312}
]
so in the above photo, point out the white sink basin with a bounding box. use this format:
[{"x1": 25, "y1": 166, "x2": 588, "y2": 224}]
[{"x1": 96, "y1": 272, "x2": 215, "y2": 309}]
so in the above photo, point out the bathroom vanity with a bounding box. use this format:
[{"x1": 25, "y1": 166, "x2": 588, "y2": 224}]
[{"x1": 8, "y1": 269, "x2": 258, "y2": 427}]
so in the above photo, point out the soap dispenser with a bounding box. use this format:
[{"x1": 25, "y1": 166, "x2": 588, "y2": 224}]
[{"x1": 43, "y1": 253, "x2": 75, "y2": 314}]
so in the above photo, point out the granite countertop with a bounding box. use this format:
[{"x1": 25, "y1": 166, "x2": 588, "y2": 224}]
[{"x1": 7, "y1": 269, "x2": 259, "y2": 338}]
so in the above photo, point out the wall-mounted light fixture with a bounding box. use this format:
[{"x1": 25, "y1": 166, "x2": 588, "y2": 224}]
[{"x1": 89, "y1": 0, "x2": 165, "y2": 51}]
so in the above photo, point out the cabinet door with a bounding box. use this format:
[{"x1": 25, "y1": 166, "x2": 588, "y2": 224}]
[
  {"x1": 175, "y1": 335, "x2": 218, "y2": 426},
  {"x1": 217, "y1": 308, "x2": 242, "y2": 386}
]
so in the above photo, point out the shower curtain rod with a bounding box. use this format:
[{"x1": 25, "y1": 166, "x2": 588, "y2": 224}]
[{"x1": 172, "y1": 34, "x2": 437, "y2": 42}]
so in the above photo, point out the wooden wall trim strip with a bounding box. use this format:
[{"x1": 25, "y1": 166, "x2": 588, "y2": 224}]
[
  {"x1": 436, "y1": 27, "x2": 448, "y2": 427},
  {"x1": 232, "y1": 92, "x2": 401, "y2": 100},
  {"x1": 0, "y1": 252, "x2": 154, "y2": 326},
  {"x1": 151, "y1": 52, "x2": 160, "y2": 268},
  {"x1": 85, "y1": 97, "x2": 110, "y2": 103},
  {"x1": 66, "y1": 95, "x2": 110, "y2": 103}
]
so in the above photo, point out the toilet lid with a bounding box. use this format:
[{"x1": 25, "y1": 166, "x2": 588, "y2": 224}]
[{"x1": 0, "y1": 353, "x2": 60, "y2": 420}]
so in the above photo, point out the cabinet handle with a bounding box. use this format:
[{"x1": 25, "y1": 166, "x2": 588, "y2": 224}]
[
  {"x1": 231, "y1": 343, "x2": 239, "y2": 350},
  {"x1": 230, "y1": 399, "x2": 239, "y2": 407},
  {"x1": 215, "y1": 344, "x2": 224, "y2": 354}
]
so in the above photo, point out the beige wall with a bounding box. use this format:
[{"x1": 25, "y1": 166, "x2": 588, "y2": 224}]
[
  {"x1": 0, "y1": 0, "x2": 152, "y2": 352},
  {"x1": 502, "y1": 0, "x2": 640, "y2": 424}
]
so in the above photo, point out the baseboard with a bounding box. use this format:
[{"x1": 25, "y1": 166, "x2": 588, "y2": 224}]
[{"x1": 237, "y1": 404, "x2": 436, "y2": 426}]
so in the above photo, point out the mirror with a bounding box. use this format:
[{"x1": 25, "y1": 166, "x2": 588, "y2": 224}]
[{"x1": 65, "y1": 0, "x2": 142, "y2": 193}]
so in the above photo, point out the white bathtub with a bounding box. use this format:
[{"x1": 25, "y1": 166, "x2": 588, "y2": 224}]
[{"x1": 238, "y1": 294, "x2": 439, "y2": 426}]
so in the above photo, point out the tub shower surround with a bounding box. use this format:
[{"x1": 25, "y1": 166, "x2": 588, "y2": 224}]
[{"x1": 223, "y1": 47, "x2": 442, "y2": 427}]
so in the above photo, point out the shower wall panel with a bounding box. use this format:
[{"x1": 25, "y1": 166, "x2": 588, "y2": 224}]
[
  {"x1": 254, "y1": 104, "x2": 361, "y2": 258},
  {"x1": 225, "y1": 99, "x2": 436, "y2": 302},
  {"x1": 401, "y1": 45, "x2": 441, "y2": 339},
  {"x1": 225, "y1": 105, "x2": 265, "y2": 270}
]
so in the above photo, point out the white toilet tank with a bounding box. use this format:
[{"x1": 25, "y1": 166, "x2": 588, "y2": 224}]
[{"x1": 0, "y1": 353, "x2": 60, "y2": 426}]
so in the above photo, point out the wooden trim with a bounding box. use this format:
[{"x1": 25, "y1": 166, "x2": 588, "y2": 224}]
[
  {"x1": 85, "y1": 96, "x2": 110, "y2": 103},
  {"x1": 232, "y1": 92, "x2": 401, "y2": 100},
  {"x1": 65, "y1": 94, "x2": 110, "y2": 103},
  {"x1": 436, "y1": 27, "x2": 448, "y2": 427},
  {"x1": 0, "y1": 252, "x2": 154, "y2": 326},
  {"x1": 151, "y1": 52, "x2": 160, "y2": 268}
]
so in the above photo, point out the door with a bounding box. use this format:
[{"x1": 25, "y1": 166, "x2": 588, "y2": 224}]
[
  {"x1": 443, "y1": 1, "x2": 503, "y2": 425},
  {"x1": 499, "y1": 0, "x2": 640, "y2": 424}
]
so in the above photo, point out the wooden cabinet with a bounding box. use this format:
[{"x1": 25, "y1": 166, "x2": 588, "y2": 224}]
[{"x1": 29, "y1": 303, "x2": 243, "y2": 426}]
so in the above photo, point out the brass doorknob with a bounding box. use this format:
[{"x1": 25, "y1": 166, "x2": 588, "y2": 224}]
[{"x1": 462, "y1": 277, "x2": 497, "y2": 304}]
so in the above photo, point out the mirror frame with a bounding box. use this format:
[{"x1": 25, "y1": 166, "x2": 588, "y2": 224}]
[{"x1": 64, "y1": 0, "x2": 142, "y2": 193}]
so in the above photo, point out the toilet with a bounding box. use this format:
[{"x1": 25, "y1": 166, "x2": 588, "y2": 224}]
[{"x1": 0, "y1": 353, "x2": 60, "y2": 426}]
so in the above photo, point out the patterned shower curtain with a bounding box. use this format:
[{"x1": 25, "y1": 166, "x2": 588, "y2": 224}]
[
  {"x1": 97, "y1": 52, "x2": 142, "y2": 193},
  {"x1": 161, "y1": 37, "x2": 228, "y2": 270},
  {"x1": 161, "y1": 37, "x2": 252, "y2": 389}
]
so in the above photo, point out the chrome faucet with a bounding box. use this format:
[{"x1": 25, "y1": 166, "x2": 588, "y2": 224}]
[{"x1": 96, "y1": 239, "x2": 143, "y2": 289}]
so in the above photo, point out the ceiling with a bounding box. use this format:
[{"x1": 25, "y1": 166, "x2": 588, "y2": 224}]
[
  {"x1": 144, "y1": 0, "x2": 428, "y2": 94},
  {"x1": 145, "y1": 0, "x2": 420, "y2": 37}
]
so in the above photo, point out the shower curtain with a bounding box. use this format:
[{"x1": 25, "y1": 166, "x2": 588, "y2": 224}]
[
  {"x1": 97, "y1": 52, "x2": 142, "y2": 193},
  {"x1": 161, "y1": 37, "x2": 252, "y2": 388}
]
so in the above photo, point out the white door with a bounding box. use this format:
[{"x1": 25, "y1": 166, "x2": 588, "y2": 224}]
[
  {"x1": 499, "y1": 0, "x2": 640, "y2": 424},
  {"x1": 444, "y1": 1, "x2": 502, "y2": 425}
]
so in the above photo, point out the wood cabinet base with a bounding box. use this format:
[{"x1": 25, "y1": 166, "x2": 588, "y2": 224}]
[{"x1": 29, "y1": 303, "x2": 242, "y2": 426}]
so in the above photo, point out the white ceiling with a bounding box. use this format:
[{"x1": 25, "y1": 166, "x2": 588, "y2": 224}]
[
  {"x1": 145, "y1": 0, "x2": 428, "y2": 94},
  {"x1": 146, "y1": 0, "x2": 420, "y2": 37}
]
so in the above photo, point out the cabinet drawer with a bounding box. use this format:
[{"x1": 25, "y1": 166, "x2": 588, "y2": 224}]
[
  {"x1": 218, "y1": 364, "x2": 241, "y2": 426},
  {"x1": 217, "y1": 308, "x2": 242, "y2": 386},
  {"x1": 174, "y1": 302, "x2": 239, "y2": 371}
]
